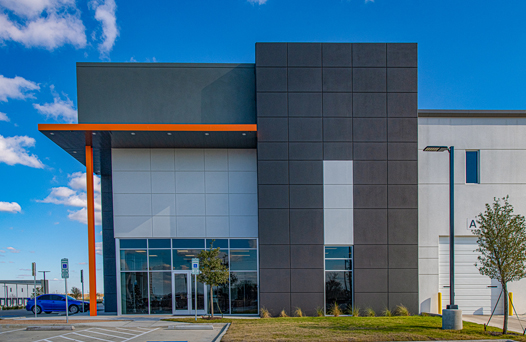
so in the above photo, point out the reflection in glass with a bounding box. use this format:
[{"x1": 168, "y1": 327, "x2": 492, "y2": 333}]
[
  {"x1": 149, "y1": 249, "x2": 171, "y2": 270},
  {"x1": 120, "y1": 239, "x2": 147, "y2": 249},
  {"x1": 174, "y1": 273, "x2": 189, "y2": 311},
  {"x1": 191, "y1": 276, "x2": 205, "y2": 310},
  {"x1": 121, "y1": 272, "x2": 148, "y2": 314},
  {"x1": 149, "y1": 272, "x2": 171, "y2": 314},
  {"x1": 325, "y1": 271, "x2": 352, "y2": 313},
  {"x1": 172, "y1": 239, "x2": 204, "y2": 248},
  {"x1": 325, "y1": 259, "x2": 352, "y2": 271},
  {"x1": 230, "y1": 239, "x2": 257, "y2": 249},
  {"x1": 325, "y1": 246, "x2": 352, "y2": 259},
  {"x1": 206, "y1": 239, "x2": 228, "y2": 249},
  {"x1": 120, "y1": 250, "x2": 147, "y2": 270},
  {"x1": 210, "y1": 283, "x2": 229, "y2": 315},
  {"x1": 149, "y1": 239, "x2": 171, "y2": 248},
  {"x1": 173, "y1": 249, "x2": 203, "y2": 270},
  {"x1": 230, "y1": 250, "x2": 257, "y2": 270},
  {"x1": 230, "y1": 272, "x2": 257, "y2": 314}
]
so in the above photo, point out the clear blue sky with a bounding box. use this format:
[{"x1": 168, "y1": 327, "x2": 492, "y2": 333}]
[{"x1": 1, "y1": 0, "x2": 525, "y2": 294}]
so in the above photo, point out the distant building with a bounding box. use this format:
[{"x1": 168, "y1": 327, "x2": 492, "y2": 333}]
[{"x1": 0, "y1": 280, "x2": 47, "y2": 307}]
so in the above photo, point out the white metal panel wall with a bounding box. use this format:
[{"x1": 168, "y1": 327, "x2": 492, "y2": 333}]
[
  {"x1": 323, "y1": 161, "x2": 353, "y2": 245},
  {"x1": 439, "y1": 237, "x2": 503, "y2": 315},
  {"x1": 112, "y1": 148, "x2": 258, "y2": 238},
  {"x1": 419, "y1": 117, "x2": 526, "y2": 314}
]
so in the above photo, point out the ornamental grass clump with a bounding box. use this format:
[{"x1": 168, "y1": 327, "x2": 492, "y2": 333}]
[
  {"x1": 382, "y1": 307, "x2": 392, "y2": 317},
  {"x1": 394, "y1": 304, "x2": 410, "y2": 316},
  {"x1": 315, "y1": 306, "x2": 324, "y2": 317},
  {"x1": 279, "y1": 309, "x2": 289, "y2": 317},
  {"x1": 349, "y1": 305, "x2": 360, "y2": 317},
  {"x1": 260, "y1": 307, "x2": 271, "y2": 318},
  {"x1": 329, "y1": 302, "x2": 342, "y2": 317},
  {"x1": 294, "y1": 307, "x2": 304, "y2": 317},
  {"x1": 365, "y1": 307, "x2": 376, "y2": 317}
]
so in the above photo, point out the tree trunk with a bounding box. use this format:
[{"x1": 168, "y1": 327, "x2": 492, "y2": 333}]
[
  {"x1": 503, "y1": 283, "x2": 508, "y2": 334},
  {"x1": 210, "y1": 286, "x2": 214, "y2": 318}
]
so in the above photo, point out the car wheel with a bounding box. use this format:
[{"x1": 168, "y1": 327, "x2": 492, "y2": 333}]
[
  {"x1": 69, "y1": 305, "x2": 79, "y2": 314},
  {"x1": 32, "y1": 306, "x2": 42, "y2": 314}
]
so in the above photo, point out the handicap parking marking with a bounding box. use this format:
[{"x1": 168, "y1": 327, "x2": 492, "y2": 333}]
[{"x1": 34, "y1": 327, "x2": 159, "y2": 342}]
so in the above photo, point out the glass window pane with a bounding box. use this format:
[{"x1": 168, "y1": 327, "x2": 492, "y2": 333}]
[
  {"x1": 206, "y1": 239, "x2": 228, "y2": 249},
  {"x1": 120, "y1": 239, "x2": 147, "y2": 249},
  {"x1": 149, "y1": 249, "x2": 171, "y2": 270},
  {"x1": 121, "y1": 272, "x2": 148, "y2": 314},
  {"x1": 120, "y1": 250, "x2": 147, "y2": 271},
  {"x1": 191, "y1": 277, "x2": 205, "y2": 310},
  {"x1": 230, "y1": 239, "x2": 257, "y2": 249},
  {"x1": 172, "y1": 239, "x2": 205, "y2": 249},
  {"x1": 230, "y1": 272, "x2": 258, "y2": 314},
  {"x1": 325, "y1": 246, "x2": 352, "y2": 259},
  {"x1": 466, "y1": 151, "x2": 479, "y2": 184},
  {"x1": 211, "y1": 283, "x2": 229, "y2": 315},
  {"x1": 173, "y1": 249, "x2": 203, "y2": 270},
  {"x1": 174, "y1": 273, "x2": 189, "y2": 311},
  {"x1": 325, "y1": 259, "x2": 352, "y2": 271},
  {"x1": 148, "y1": 239, "x2": 171, "y2": 249},
  {"x1": 230, "y1": 250, "x2": 257, "y2": 270},
  {"x1": 149, "y1": 272, "x2": 171, "y2": 314},
  {"x1": 325, "y1": 271, "x2": 352, "y2": 313}
]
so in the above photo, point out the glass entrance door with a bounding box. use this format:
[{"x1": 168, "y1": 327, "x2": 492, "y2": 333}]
[
  {"x1": 172, "y1": 271, "x2": 191, "y2": 315},
  {"x1": 172, "y1": 271, "x2": 207, "y2": 315}
]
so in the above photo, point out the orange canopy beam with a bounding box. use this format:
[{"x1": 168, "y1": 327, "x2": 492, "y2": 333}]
[
  {"x1": 38, "y1": 123, "x2": 257, "y2": 132},
  {"x1": 85, "y1": 145, "x2": 97, "y2": 316}
]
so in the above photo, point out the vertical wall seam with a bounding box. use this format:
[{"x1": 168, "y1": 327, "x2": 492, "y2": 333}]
[{"x1": 385, "y1": 45, "x2": 390, "y2": 308}]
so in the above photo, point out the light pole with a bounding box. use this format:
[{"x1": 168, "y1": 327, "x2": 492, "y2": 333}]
[
  {"x1": 424, "y1": 145, "x2": 461, "y2": 330},
  {"x1": 38, "y1": 271, "x2": 50, "y2": 294}
]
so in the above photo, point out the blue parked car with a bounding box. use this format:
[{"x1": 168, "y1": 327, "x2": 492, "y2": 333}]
[{"x1": 26, "y1": 294, "x2": 89, "y2": 315}]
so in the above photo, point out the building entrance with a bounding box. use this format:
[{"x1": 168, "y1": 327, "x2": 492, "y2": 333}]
[{"x1": 172, "y1": 271, "x2": 207, "y2": 315}]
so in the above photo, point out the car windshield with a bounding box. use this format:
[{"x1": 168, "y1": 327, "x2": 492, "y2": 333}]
[{"x1": 67, "y1": 296, "x2": 77, "y2": 301}]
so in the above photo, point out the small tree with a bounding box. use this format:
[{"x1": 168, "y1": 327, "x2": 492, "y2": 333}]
[
  {"x1": 31, "y1": 287, "x2": 43, "y2": 298},
  {"x1": 474, "y1": 196, "x2": 526, "y2": 334},
  {"x1": 197, "y1": 241, "x2": 229, "y2": 318},
  {"x1": 70, "y1": 287, "x2": 82, "y2": 299}
]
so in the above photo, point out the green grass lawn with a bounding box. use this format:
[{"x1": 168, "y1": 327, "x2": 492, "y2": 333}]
[{"x1": 165, "y1": 316, "x2": 526, "y2": 341}]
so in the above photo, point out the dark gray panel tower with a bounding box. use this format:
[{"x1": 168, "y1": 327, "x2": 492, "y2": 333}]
[{"x1": 256, "y1": 42, "x2": 418, "y2": 315}]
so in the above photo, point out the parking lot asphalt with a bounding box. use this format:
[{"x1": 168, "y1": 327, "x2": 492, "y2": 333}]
[{"x1": 0, "y1": 323, "x2": 225, "y2": 342}]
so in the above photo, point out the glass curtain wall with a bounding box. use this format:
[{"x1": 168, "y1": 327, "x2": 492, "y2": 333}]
[
  {"x1": 325, "y1": 246, "x2": 353, "y2": 314},
  {"x1": 120, "y1": 238, "x2": 258, "y2": 315}
]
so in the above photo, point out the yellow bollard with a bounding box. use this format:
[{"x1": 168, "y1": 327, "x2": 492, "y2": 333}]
[
  {"x1": 438, "y1": 292, "x2": 442, "y2": 315},
  {"x1": 509, "y1": 292, "x2": 513, "y2": 316}
]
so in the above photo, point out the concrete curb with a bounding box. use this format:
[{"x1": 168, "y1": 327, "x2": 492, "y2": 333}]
[
  {"x1": 168, "y1": 324, "x2": 214, "y2": 330},
  {"x1": 212, "y1": 323, "x2": 230, "y2": 342},
  {"x1": 26, "y1": 326, "x2": 75, "y2": 331}
]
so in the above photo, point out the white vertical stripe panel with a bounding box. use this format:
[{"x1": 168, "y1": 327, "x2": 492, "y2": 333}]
[{"x1": 323, "y1": 161, "x2": 353, "y2": 245}]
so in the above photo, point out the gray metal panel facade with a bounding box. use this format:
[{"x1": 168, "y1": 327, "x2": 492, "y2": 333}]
[
  {"x1": 256, "y1": 42, "x2": 419, "y2": 315},
  {"x1": 77, "y1": 63, "x2": 256, "y2": 124}
]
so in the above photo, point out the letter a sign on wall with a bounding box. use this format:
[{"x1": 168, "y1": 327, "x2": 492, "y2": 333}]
[{"x1": 467, "y1": 218, "x2": 478, "y2": 230}]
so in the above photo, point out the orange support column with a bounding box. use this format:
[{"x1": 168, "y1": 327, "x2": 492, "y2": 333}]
[{"x1": 85, "y1": 145, "x2": 97, "y2": 316}]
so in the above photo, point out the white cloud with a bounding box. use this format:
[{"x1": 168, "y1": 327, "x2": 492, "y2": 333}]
[
  {"x1": 33, "y1": 85, "x2": 77, "y2": 123},
  {"x1": 247, "y1": 0, "x2": 267, "y2": 4},
  {"x1": 0, "y1": 112, "x2": 9, "y2": 122},
  {"x1": 7, "y1": 246, "x2": 20, "y2": 253},
  {"x1": 90, "y1": 0, "x2": 118, "y2": 57},
  {"x1": 78, "y1": 262, "x2": 87, "y2": 265},
  {"x1": 0, "y1": 134, "x2": 44, "y2": 168},
  {"x1": 0, "y1": 250, "x2": 5, "y2": 253},
  {"x1": 39, "y1": 172, "x2": 102, "y2": 225},
  {"x1": 0, "y1": 75, "x2": 40, "y2": 102},
  {"x1": 0, "y1": 201, "x2": 21, "y2": 213},
  {"x1": 0, "y1": 0, "x2": 87, "y2": 50},
  {"x1": 95, "y1": 241, "x2": 102, "y2": 255}
]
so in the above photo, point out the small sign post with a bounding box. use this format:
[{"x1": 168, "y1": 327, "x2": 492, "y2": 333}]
[
  {"x1": 61, "y1": 258, "x2": 69, "y2": 323},
  {"x1": 32, "y1": 262, "x2": 37, "y2": 318},
  {"x1": 191, "y1": 258, "x2": 199, "y2": 321},
  {"x1": 80, "y1": 270, "x2": 84, "y2": 313}
]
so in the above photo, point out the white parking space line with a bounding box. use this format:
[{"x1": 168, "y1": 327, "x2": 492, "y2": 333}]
[
  {"x1": 72, "y1": 332, "x2": 111, "y2": 341},
  {"x1": 114, "y1": 327, "x2": 148, "y2": 334},
  {"x1": 0, "y1": 328, "x2": 26, "y2": 334},
  {"x1": 33, "y1": 327, "x2": 158, "y2": 342},
  {"x1": 94, "y1": 327, "x2": 137, "y2": 336}
]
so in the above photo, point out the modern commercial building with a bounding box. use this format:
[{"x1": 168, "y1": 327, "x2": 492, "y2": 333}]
[
  {"x1": 0, "y1": 280, "x2": 46, "y2": 307},
  {"x1": 39, "y1": 43, "x2": 526, "y2": 316}
]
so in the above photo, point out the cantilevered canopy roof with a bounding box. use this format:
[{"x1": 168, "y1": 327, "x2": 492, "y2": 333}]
[{"x1": 39, "y1": 123, "x2": 257, "y2": 174}]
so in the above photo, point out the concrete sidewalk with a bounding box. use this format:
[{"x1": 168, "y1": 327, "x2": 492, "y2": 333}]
[{"x1": 463, "y1": 314, "x2": 526, "y2": 335}]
